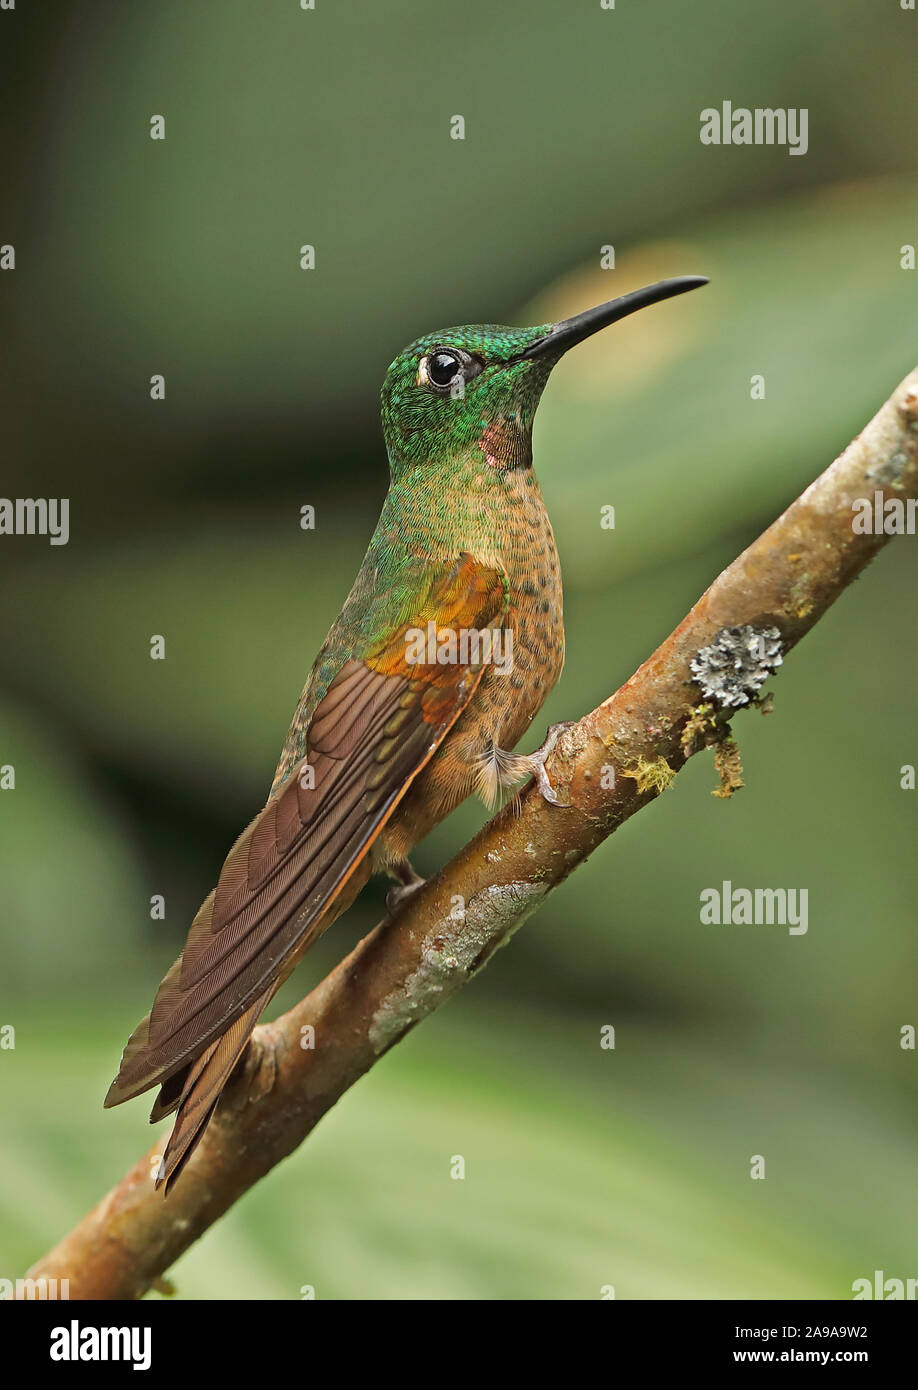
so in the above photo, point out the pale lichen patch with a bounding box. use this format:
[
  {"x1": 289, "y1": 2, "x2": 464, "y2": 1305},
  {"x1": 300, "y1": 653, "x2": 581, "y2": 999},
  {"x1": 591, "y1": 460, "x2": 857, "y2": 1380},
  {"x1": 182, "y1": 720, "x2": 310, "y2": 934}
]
[
  {"x1": 866, "y1": 449, "x2": 909, "y2": 487},
  {"x1": 368, "y1": 882, "x2": 548, "y2": 1054}
]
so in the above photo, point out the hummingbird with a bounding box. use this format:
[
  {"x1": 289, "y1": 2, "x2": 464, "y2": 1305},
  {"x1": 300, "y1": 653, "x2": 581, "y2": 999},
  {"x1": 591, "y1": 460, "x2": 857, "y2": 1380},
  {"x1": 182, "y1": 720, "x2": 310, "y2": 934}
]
[{"x1": 105, "y1": 275, "x2": 707, "y2": 1189}]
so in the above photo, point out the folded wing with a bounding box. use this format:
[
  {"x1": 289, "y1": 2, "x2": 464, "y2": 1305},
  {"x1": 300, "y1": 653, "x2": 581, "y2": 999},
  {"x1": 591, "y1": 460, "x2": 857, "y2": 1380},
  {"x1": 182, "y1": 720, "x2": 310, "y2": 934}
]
[{"x1": 105, "y1": 554, "x2": 507, "y2": 1122}]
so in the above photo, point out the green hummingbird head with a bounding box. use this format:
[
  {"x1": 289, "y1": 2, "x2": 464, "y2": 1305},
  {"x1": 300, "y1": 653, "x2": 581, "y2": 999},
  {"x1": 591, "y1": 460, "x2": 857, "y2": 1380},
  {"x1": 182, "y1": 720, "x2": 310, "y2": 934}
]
[{"x1": 380, "y1": 277, "x2": 708, "y2": 476}]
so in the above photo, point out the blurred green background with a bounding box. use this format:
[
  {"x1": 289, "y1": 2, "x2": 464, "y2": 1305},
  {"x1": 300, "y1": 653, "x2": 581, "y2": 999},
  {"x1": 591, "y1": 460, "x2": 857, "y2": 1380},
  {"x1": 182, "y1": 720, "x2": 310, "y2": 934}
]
[{"x1": 1, "y1": 0, "x2": 917, "y2": 1299}]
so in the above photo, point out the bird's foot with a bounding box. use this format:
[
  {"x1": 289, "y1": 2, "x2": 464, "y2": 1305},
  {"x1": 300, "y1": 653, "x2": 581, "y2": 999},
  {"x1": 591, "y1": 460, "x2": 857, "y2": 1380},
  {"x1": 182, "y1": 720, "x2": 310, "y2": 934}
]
[
  {"x1": 386, "y1": 858, "x2": 427, "y2": 913},
  {"x1": 527, "y1": 721, "x2": 576, "y2": 807}
]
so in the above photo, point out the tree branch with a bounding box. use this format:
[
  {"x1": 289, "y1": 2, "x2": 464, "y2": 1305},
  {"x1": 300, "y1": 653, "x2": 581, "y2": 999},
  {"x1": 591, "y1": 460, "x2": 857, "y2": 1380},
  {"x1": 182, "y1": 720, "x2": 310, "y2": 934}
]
[{"x1": 23, "y1": 367, "x2": 918, "y2": 1300}]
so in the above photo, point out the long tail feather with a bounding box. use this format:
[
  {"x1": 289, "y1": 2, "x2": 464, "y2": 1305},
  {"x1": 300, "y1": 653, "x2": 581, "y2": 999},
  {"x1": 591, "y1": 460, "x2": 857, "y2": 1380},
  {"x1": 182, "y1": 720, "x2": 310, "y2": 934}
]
[{"x1": 154, "y1": 985, "x2": 275, "y2": 1193}]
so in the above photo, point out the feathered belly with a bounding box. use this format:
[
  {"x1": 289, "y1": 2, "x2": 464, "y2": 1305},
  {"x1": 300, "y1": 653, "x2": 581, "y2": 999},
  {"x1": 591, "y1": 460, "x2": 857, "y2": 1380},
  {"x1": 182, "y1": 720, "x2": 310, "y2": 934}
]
[{"x1": 375, "y1": 582, "x2": 564, "y2": 866}]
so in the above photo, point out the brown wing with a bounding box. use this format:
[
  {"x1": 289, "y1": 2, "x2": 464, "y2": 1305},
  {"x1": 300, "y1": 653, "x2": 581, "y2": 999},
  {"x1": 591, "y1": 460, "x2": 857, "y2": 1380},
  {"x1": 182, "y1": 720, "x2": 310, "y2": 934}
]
[{"x1": 105, "y1": 554, "x2": 507, "y2": 1111}]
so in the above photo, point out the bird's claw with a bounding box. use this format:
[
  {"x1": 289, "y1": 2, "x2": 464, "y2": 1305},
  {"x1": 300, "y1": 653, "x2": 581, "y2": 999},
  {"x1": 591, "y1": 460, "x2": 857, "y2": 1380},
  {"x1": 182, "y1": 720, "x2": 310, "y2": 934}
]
[
  {"x1": 386, "y1": 860, "x2": 426, "y2": 913},
  {"x1": 530, "y1": 721, "x2": 575, "y2": 807}
]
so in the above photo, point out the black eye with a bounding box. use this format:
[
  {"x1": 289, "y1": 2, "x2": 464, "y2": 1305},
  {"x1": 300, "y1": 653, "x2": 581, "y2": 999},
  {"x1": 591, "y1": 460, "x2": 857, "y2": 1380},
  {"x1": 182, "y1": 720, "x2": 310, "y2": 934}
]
[
  {"x1": 419, "y1": 346, "x2": 483, "y2": 394},
  {"x1": 427, "y1": 350, "x2": 462, "y2": 387}
]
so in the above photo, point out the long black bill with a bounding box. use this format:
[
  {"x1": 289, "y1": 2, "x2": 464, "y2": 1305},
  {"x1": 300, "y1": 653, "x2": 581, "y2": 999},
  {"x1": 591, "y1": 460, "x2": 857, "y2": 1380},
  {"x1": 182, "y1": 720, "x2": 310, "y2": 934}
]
[{"x1": 521, "y1": 276, "x2": 708, "y2": 360}]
